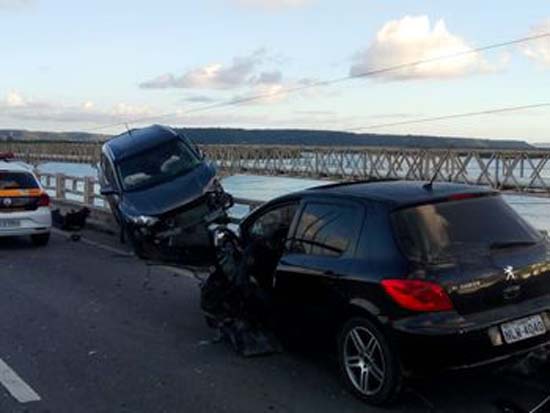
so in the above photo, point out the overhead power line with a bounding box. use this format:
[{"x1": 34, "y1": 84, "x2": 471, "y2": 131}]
[
  {"x1": 85, "y1": 31, "x2": 550, "y2": 133},
  {"x1": 348, "y1": 103, "x2": 550, "y2": 131}
]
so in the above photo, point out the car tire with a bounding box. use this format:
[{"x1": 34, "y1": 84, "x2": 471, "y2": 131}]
[
  {"x1": 31, "y1": 233, "x2": 50, "y2": 247},
  {"x1": 338, "y1": 317, "x2": 402, "y2": 406},
  {"x1": 125, "y1": 228, "x2": 147, "y2": 259}
]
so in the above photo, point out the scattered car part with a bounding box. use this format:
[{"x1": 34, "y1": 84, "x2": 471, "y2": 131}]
[
  {"x1": 52, "y1": 207, "x2": 90, "y2": 231},
  {"x1": 201, "y1": 226, "x2": 282, "y2": 356}
]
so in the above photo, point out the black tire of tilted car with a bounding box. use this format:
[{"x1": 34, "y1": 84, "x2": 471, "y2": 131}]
[
  {"x1": 31, "y1": 233, "x2": 50, "y2": 246},
  {"x1": 124, "y1": 225, "x2": 147, "y2": 259},
  {"x1": 337, "y1": 317, "x2": 402, "y2": 406}
]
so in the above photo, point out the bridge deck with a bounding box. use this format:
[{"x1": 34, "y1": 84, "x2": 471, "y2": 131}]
[{"x1": 0, "y1": 229, "x2": 549, "y2": 412}]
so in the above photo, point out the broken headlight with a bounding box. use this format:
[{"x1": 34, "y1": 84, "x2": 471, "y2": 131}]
[
  {"x1": 129, "y1": 215, "x2": 159, "y2": 227},
  {"x1": 205, "y1": 177, "x2": 223, "y2": 193}
]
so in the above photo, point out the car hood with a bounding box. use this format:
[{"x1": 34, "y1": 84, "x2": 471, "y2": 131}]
[{"x1": 119, "y1": 162, "x2": 216, "y2": 217}]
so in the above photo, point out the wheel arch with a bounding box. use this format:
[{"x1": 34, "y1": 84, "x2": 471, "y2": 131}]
[
  {"x1": 348, "y1": 298, "x2": 386, "y2": 322},
  {"x1": 333, "y1": 297, "x2": 389, "y2": 339}
]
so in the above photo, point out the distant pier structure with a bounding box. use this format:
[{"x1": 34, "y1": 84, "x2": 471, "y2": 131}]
[{"x1": 2, "y1": 140, "x2": 550, "y2": 195}]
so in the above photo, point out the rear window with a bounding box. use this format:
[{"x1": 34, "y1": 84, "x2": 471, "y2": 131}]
[
  {"x1": 0, "y1": 172, "x2": 39, "y2": 190},
  {"x1": 392, "y1": 195, "x2": 542, "y2": 263}
]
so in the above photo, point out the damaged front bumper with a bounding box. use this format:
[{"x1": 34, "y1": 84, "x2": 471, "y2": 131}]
[{"x1": 125, "y1": 187, "x2": 233, "y2": 266}]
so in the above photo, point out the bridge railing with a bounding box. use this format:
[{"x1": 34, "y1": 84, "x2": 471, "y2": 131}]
[
  {"x1": 4, "y1": 140, "x2": 550, "y2": 195},
  {"x1": 37, "y1": 173, "x2": 262, "y2": 231},
  {"x1": 38, "y1": 172, "x2": 104, "y2": 207}
]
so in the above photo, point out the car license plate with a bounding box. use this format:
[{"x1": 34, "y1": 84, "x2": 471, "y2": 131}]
[
  {"x1": 501, "y1": 315, "x2": 547, "y2": 344},
  {"x1": 0, "y1": 219, "x2": 20, "y2": 228}
]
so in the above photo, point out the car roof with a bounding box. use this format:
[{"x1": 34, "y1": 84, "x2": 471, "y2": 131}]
[
  {"x1": 103, "y1": 124, "x2": 180, "y2": 162},
  {"x1": 0, "y1": 160, "x2": 34, "y2": 173},
  {"x1": 295, "y1": 180, "x2": 497, "y2": 208}
]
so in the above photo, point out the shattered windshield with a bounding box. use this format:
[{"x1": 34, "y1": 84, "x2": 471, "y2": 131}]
[
  {"x1": 391, "y1": 195, "x2": 543, "y2": 263},
  {"x1": 117, "y1": 139, "x2": 201, "y2": 191}
]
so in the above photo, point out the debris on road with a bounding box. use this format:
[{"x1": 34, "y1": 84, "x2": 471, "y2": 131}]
[{"x1": 52, "y1": 207, "x2": 90, "y2": 231}]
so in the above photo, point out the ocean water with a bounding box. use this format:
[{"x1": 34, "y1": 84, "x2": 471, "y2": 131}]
[{"x1": 35, "y1": 162, "x2": 550, "y2": 232}]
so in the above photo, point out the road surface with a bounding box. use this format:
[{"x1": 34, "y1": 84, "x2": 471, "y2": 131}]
[{"x1": 0, "y1": 230, "x2": 549, "y2": 413}]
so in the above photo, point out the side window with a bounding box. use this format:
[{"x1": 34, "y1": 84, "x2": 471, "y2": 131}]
[
  {"x1": 249, "y1": 203, "x2": 298, "y2": 241},
  {"x1": 290, "y1": 203, "x2": 360, "y2": 257},
  {"x1": 100, "y1": 154, "x2": 116, "y2": 188}
]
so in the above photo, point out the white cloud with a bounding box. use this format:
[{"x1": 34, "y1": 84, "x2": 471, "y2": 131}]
[
  {"x1": 251, "y1": 70, "x2": 283, "y2": 85},
  {"x1": 0, "y1": 90, "x2": 271, "y2": 131},
  {"x1": 82, "y1": 101, "x2": 95, "y2": 110},
  {"x1": 230, "y1": 0, "x2": 311, "y2": 10},
  {"x1": 140, "y1": 49, "x2": 269, "y2": 90},
  {"x1": 231, "y1": 83, "x2": 287, "y2": 105},
  {"x1": 182, "y1": 95, "x2": 217, "y2": 104},
  {"x1": 350, "y1": 16, "x2": 493, "y2": 81},
  {"x1": 0, "y1": 91, "x2": 153, "y2": 124},
  {"x1": 6, "y1": 90, "x2": 26, "y2": 107},
  {"x1": 521, "y1": 20, "x2": 550, "y2": 68}
]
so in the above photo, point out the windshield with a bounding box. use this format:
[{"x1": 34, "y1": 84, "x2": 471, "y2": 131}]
[
  {"x1": 117, "y1": 139, "x2": 201, "y2": 191},
  {"x1": 0, "y1": 172, "x2": 39, "y2": 190},
  {"x1": 392, "y1": 195, "x2": 543, "y2": 263}
]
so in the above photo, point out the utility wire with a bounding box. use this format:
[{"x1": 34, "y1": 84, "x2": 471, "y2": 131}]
[
  {"x1": 348, "y1": 103, "x2": 550, "y2": 131},
  {"x1": 84, "y1": 32, "x2": 550, "y2": 133}
]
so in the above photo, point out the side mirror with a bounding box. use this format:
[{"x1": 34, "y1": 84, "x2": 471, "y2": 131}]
[{"x1": 100, "y1": 187, "x2": 120, "y2": 196}]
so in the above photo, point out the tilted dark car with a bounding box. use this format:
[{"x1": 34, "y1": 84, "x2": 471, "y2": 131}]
[
  {"x1": 99, "y1": 124, "x2": 232, "y2": 264},
  {"x1": 214, "y1": 180, "x2": 550, "y2": 405}
]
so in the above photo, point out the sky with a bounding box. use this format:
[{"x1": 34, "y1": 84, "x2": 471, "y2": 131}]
[{"x1": 1, "y1": 0, "x2": 549, "y2": 141}]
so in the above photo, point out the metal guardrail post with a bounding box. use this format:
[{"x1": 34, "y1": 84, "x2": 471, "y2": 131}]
[
  {"x1": 55, "y1": 175, "x2": 66, "y2": 200},
  {"x1": 83, "y1": 177, "x2": 95, "y2": 206}
]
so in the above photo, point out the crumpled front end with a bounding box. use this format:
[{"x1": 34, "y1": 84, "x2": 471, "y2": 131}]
[{"x1": 126, "y1": 184, "x2": 233, "y2": 266}]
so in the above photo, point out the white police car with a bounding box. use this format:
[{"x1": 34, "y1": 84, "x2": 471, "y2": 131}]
[{"x1": 0, "y1": 153, "x2": 52, "y2": 245}]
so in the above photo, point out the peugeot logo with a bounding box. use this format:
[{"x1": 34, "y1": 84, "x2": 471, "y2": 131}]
[
  {"x1": 2, "y1": 198, "x2": 12, "y2": 207},
  {"x1": 504, "y1": 266, "x2": 516, "y2": 281}
]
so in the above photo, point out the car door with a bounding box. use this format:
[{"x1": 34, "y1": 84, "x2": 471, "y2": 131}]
[
  {"x1": 273, "y1": 198, "x2": 365, "y2": 334},
  {"x1": 240, "y1": 200, "x2": 300, "y2": 290}
]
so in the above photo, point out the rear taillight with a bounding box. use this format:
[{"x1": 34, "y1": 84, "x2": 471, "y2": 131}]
[
  {"x1": 381, "y1": 279, "x2": 453, "y2": 312},
  {"x1": 37, "y1": 193, "x2": 50, "y2": 207}
]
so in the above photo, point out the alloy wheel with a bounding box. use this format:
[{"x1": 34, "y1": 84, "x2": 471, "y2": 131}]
[{"x1": 343, "y1": 326, "x2": 386, "y2": 396}]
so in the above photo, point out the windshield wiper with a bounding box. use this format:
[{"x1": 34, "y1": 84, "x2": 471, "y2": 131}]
[{"x1": 489, "y1": 240, "x2": 538, "y2": 250}]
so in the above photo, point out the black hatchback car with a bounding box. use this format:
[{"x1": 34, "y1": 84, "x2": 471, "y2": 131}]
[
  {"x1": 232, "y1": 180, "x2": 550, "y2": 405},
  {"x1": 99, "y1": 125, "x2": 231, "y2": 264}
]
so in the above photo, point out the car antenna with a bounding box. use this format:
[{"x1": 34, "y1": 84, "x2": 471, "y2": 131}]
[
  {"x1": 125, "y1": 123, "x2": 133, "y2": 137},
  {"x1": 423, "y1": 151, "x2": 449, "y2": 191}
]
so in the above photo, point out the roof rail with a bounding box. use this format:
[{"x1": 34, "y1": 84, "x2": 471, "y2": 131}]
[{"x1": 308, "y1": 178, "x2": 400, "y2": 191}]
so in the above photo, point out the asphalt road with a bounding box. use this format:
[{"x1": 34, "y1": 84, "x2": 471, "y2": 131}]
[{"x1": 0, "y1": 230, "x2": 549, "y2": 413}]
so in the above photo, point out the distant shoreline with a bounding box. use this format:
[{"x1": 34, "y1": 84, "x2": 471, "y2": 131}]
[{"x1": 1, "y1": 126, "x2": 546, "y2": 151}]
